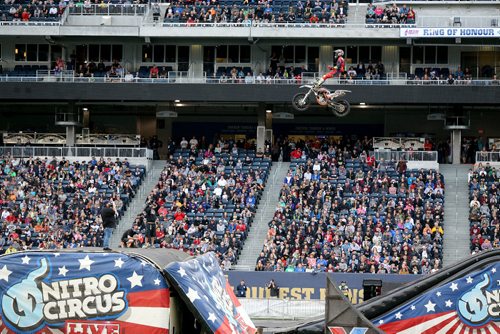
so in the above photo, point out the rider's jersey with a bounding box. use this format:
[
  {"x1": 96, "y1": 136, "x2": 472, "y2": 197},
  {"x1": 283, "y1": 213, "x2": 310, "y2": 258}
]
[{"x1": 336, "y1": 56, "x2": 345, "y2": 72}]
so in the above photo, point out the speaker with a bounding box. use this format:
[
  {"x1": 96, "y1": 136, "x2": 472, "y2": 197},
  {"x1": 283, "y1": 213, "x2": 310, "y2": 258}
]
[{"x1": 363, "y1": 279, "x2": 382, "y2": 301}]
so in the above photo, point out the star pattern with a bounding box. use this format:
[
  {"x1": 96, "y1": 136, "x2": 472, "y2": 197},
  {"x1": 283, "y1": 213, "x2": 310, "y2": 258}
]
[
  {"x1": 186, "y1": 287, "x2": 200, "y2": 302},
  {"x1": 78, "y1": 255, "x2": 95, "y2": 271},
  {"x1": 154, "y1": 278, "x2": 161, "y2": 286},
  {"x1": 21, "y1": 255, "x2": 31, "y2": 264},
  {"x1": 58, "y1": 266, "x2": 69, "y2": 277},
  {"x1": 114, "y1": 257, "x2": 124, "y2": 268},
  {"x1": 208, "y1": 312, "x2": 217, "y2": 323},
  {"x1": 178, "y1": 266, "x2": 187, "y2": 277},
  {"x1": 376, "y1": 264, "x2": 500, "y2": 329},
  {"x1": 424, "y1": 300, "x2": 436, "y2": 313},
  {"x1": 127, "y1": 271, "x2": 143, "y2": 288},
  {"x1": 0, "y1": 265, "x2": 12, "y2": 282}
]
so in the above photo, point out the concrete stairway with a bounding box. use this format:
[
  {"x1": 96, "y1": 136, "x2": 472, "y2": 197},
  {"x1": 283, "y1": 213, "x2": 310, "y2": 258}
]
[
  {"x1": 235, "y1": 162, "x2": 290, "y2": 270},
  {"x1": 441, "y1": 164, "x2": 472, "y2": 267},
  {"x1": 110, "y1": 160, "x2": 166, "y2": 248}
]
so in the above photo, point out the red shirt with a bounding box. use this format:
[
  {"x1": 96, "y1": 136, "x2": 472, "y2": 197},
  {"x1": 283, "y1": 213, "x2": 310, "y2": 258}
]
[{"x1": 22, "y1": 11, "x2": 30, "y2": 21}]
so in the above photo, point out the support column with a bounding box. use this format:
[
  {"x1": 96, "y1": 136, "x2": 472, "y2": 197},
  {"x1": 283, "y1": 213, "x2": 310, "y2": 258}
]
[
  {"x1": 66, "y1": 126, "x2": 76, "y2": 147},
  {"x1": 318, "y1": 45, "x2": 333, "y2": 75},
  {"x1": 256, "y1": 105, "x2": 267, "y2": 153},
  {"x1": 451, "y1": 129, "x2": 462, "y2": 164},
  {"x1": 189, "y1": 45, "x2": 203, "y2": 79}
]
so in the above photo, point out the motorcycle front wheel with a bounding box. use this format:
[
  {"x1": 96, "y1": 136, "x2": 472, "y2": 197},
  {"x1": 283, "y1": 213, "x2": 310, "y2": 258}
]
[
  {"x1": 292, "y1": 93, "x2": 310, "y2": 112},
  {"x1": 330, "y1": 99, "x2": 351, "y2": 117}
]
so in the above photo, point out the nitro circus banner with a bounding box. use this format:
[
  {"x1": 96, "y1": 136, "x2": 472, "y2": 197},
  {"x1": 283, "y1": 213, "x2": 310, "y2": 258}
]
[
  {"x1": 400, "y1": 27, "x2": 500, "y2": 38},
  {"x1": 165, "y1": 253, "x2": 256, "y2": 334},
  {"x1": 375, "y1": 263, "x2": 500, "y2": 333},
  {"x1": 0, "y1": 251, "x2": 170, "y2": 334}
]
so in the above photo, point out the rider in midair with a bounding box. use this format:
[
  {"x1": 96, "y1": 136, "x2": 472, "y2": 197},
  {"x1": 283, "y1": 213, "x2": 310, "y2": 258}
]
[{"x1": 314, "y1": 49, "x2": 345, "y2": 88}]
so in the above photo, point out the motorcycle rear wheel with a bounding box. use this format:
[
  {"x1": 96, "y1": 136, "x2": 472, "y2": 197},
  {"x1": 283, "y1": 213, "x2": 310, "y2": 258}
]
[
  {"x1": 292, "y1": 93, "x2": 310, "y2": 112},
  {"x1": 330, "y1": 99, "x2": 351, "y2": 117}
]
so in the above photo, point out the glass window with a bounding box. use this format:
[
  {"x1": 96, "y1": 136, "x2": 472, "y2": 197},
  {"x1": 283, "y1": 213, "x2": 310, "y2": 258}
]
[
  {"x1": 346, "y1": 46, "x2": 358, "y2": 64},
  {"x1": 165, "y1": 45, "x2": 176, "y2": 62},
  {"x1": 112, "y1": 45, "x2": 123, "y2": 62},
  {"x1": 38, "y1": 44, "x2": 49, "y2": 62},
  {"x1": 216, "y1": 45, "x2": 227, "y2": 63},
  {"x1": 204, "y1": 46, "x2": 215, "y2": 62},
  {"x1": 153, "y1": 45, "x2": 165, "y2": 63},
  {"x1": 240, "y1": 45, "x2": 251, "y2": 63},
  {"x1": 178, "y1": 46, "x2": 189, "y2": 61},
  {"x1": 271, "y1": 45, "x2": 282, "y2": 59},
  {"x1": 425, "y1": 46, "x2": 436, "y2": 64},
  {"x1": 295, "y1": 46, "x2": 306, "y2": 63},
  {"x1": 307, "y1": 46, "x2": 319, "y2": 71},
  {"x1": 100, "y1": 45, "x2": 111, "y2": 62},
  {"x1": 228, "y1": 45, "x2": 239, "y2": 63},
  {"x1": 15, "y1": 44, "x2": 26, "y2": 61},
  {"x1": 370, "y1": 46, "x2": 382, "y2": 63},
  {"x1": 142, "y1": 44, "x2": 152, "y2": 62},
  {"x1": 50, "y1": 45, "x2": 62, "y2": 67},
  {"x1": 413, "y1": 46, "x2": 424, "y2": 64},
  {"x1": 26, "y1": 44, "x2": 38, "y2": 62},
  {"x1": 359, "y1": 46, "x2": 370, "y2": 64},
  {"x1": 88, "y1": 44, "x2": 99, "y2": 62},
  {"x1": 283, "y1": 46, "x2": 294, "y2": 63},
  {"x1": 437, "y1": 46, "x2": 448, "y2": 64}
]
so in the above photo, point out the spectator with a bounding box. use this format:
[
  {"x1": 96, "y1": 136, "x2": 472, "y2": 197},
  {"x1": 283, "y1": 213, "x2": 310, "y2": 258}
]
[{"x1": 236, "y1": 280, "x2": 247, "y2": 297}]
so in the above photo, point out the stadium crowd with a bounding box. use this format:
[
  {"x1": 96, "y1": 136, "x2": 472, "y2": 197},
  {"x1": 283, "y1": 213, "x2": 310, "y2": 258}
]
[
  {"x1": 1, "y1": 2, "x2": 65, "y2": 22},
  {"x1": 120, "y1": 137, "x2": 271, "y2": 270},
  {"x1": 365, "y1": 3, "x2": 415, "y2": 25},
  {"x1": 256, "y1": 138, "x2": 445, "y2": 274},
  {"x1": 163, "y1": 0, "x2": 349, "y2": 24},
  {"x1": 0, "y1": 156, "x2": 143, "y2": 252},
  {"x1": 469, "y1": 163, "x2": 500, "y2": 253}
]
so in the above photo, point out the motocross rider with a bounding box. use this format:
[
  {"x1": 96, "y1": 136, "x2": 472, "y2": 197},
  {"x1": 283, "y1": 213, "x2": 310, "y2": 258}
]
[{"x1": 314, "y1": 49, "x2": 345, "y2": 88}]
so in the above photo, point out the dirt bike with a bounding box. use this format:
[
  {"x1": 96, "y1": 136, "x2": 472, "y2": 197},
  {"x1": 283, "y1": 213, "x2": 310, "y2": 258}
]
[{"x1": 292, "y1": 83, "x2": 351, "y2": 117}]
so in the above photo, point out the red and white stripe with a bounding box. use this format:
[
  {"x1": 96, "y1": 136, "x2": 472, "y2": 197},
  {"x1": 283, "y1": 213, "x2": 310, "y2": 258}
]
[{"x1": 379, "y1": 311, "x2": 500, "y2": 334}]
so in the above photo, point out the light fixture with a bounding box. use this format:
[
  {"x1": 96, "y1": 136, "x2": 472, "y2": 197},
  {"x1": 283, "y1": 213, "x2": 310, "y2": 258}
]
[
  {"x1": 15, "y1": 48, "x2": 18, "y2": 54},
  {"x1": 360, "y1": 102, "x2": 366, "y2": 105},
  {"x1": 82, "y1": 107, "x2": 88, "y2": 111},
  {"x1": 266, "y1": 109, "x2": 272, "y2": 113},
  {"x1": 174, "y1": 99, "x2": 180, "y2": 103}
]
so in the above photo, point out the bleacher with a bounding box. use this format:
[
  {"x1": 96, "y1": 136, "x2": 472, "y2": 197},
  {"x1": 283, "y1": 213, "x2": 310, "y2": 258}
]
[
  {"x1": 0, "y1": 157, "x2": 145, "y2": 250},
  {"x1": 256, "y1": 152, "x2": 445, "y2": 274},
  {"x1": 469, "y1": 164, "x2": 499, "y2": 253},
  {"x1": 123, "y1": 145, "x2": 272, "y2": 269}
]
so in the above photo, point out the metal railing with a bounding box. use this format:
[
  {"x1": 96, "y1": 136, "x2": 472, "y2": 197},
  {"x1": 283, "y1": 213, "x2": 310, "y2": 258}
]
[
  {"x1": 0, "y1": 19, "x2": 62, "y2": 26},
  {"x1": 0, "y1": 146, "x2": 153, "y2": 159},
  {"x1": 417, "y1": 16, "x2": 500, "y2": 28},
  {"x1": 370, "y1": 150, "x2": 438, "y2": 162},
  {"x1": 476, "y1": 151, "x2": 500, "y2": 163},
  {"x1": 238, "y1": 298, "x2": 324, "y2": 320},
  {"x1": 0, "y1": 74, "x2": 498, "y2": 86},
  {"x1": 68, "y1": 4, "x2": 147, "y2": 16},
  {"x1": 373, "y1": 137, "x2": 425, "y2": 150},
  {"x1": 3, "y1": 133, "x2": 141, "y2": 146}
]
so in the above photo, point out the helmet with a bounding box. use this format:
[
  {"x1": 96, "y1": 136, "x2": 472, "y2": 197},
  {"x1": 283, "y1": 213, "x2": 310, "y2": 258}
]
[{"x1": 335, "y1": 49, "x2": 344, "y2": 57}]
